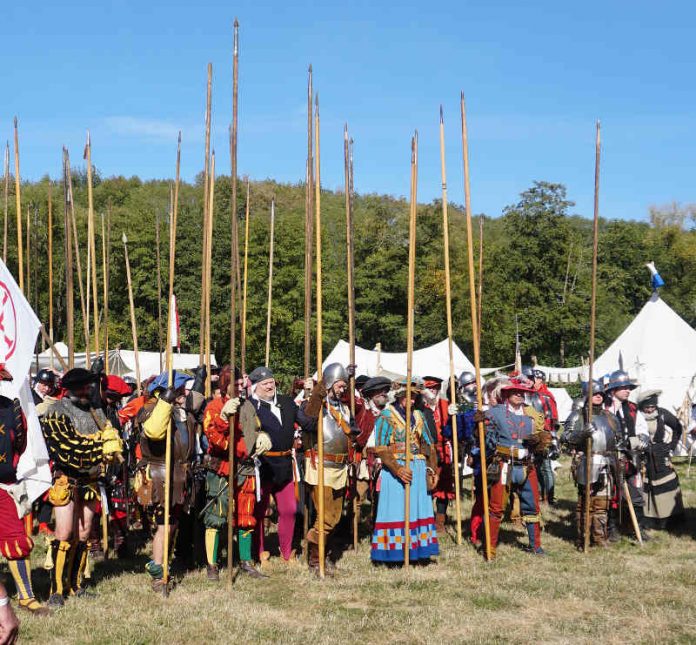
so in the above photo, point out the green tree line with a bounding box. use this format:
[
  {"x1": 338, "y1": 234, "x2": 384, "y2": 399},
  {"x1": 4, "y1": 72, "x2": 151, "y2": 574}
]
[{"x1": 5, "y1": 170, "x2": 696, "y2": 380}]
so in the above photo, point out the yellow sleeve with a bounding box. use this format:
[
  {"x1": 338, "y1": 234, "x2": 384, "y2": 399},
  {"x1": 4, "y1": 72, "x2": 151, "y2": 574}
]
[{"x1": 142, "y1": 398, "x2": 173, "y2": 441}]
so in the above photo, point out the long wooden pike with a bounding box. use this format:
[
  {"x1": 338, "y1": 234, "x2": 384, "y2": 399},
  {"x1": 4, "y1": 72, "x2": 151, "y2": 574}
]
[
  {"x1": 304, "y1": 65, "x2": 314, "y2": 382},
  {"x1": 62, "y1": 149, "x2": 75, "y2": 368},
  {"x1": 205, "y1": 151, "x2": 216, "y2": 398},
  {"x1": 3, "y1": 142, "x2": 8, "y2": 263},
  {"x1": 65, "y1": 150, "x2": 90, "y2": 367},
  {"x1": 438, "y1": 107, "x2": 463, "y2": 545},
  {"x1": 13, "y1": 118, "x2": 23, "y2": 291},
  {"x1": 584, "y1": 122, "x2": 601, "y2": 552},
  {"x1": 461, "y1": 92, "x2": 491, "y2": 561},
  {"x1": 240, "y1": 177, "x2": 250, "y2": 375},
  {"x1": 25, "y1": 207, "x2": 30, "y2": 305},
  {"x1": 264, "y1": 198, "x2": 275, "y2": 366},
  {"x1": 101, "y1": 208, "x2": 110, "y2": 373},
  {"x1": 314, "y1": 93, "x2": 326, "y2": 579},
  {"x1": 85, "y1": 132, "x2": 100, "y2": 359},
  {"x1": 229, "y1": 18, "x2": 240, "y2": 364},
  {"x1": 477, "y1": 215, "x2": 484, "y2": 334},
  {"x1": 155, "y1": 209, "x2": 163, "y2": 372},
  {"x1": 122, "y1": 234, "x2": 141, "y2": 390},
  {"x1": 200, "y1": 63, "x2": 213, "y2": 364},
  {"x1": 404, "y1": 132, "x2": 418, "y2": 567},
  {"x1": 48, "y1": 181, "x2": 54, "y2": 368},
  {"x1": 163, "y1": 132, "x2": 181, "y2": 593}
]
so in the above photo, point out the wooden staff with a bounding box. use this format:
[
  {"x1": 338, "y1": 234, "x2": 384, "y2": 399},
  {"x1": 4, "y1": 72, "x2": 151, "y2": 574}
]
[
  {"x1": 25, "y1": 208, "x2": 30, "y2": 305},
  {"x1": 163, "y1": 133, "x2": 181, "y2": 592},
  {"x1": 65, "y1": 150, "x2": 90, "y2": 366},
  {"x1": 3, "y1": 142, "x2": 8, "y2": 264},
  {"x1": 314, "y1": 93, "x2": 326, "y2": 579},
  {"x1": 200, "y1": 63, "x2": 213, "y2": 363},
  {"x1": 304, "y1": 65, "x2": 314, "y2": 382},
  {"x1": 62, "y1": 149, "x2": 75, "y2": 368},
  {"x1": 229, "y1": 18, "x2": 240, "y2": 363},
  {"x1": 48, "y1": 182, "x2": 54, "y2": 368},
  {"x1": 101, "y1": 208, "x2": 110, "y2": 373},
  {"x1": 404, "y1": 133, "x2": 418, "y2": 567},
  {"x1": 584, "y1": 122, "x2": 601, "y2": 552},
  {"x1": 156, "y1": 209, "x2": 163, "y2": 372},
  {"x1": 438, "y1": 107, "x2": 463, "y2": 545},
  {"x1": 265, "y1": 198, "x2": 275, "y2": 366},
  {"x1": 122, "y1": 234, "x2": 141, "y2": 389},
  {"x1": 343, "y1": 124, "x2": 359, "y2": 549},
  {"x1": 85, "y1": 132, "x2": 100, "y2": 359},
  {"x1": 13, "y1": 118, "x2": 23, "y2": 291},
  {"x1": 205, "y1": 151, "x2": 216, "y2": 398},
  {"x1": 477, "y1": 215, "x2": 484, "y2": 334},
  {"x1": 240, "y1": 177, "x2": 250, "y2": 375},
  {"x1": 461, "y1": 92, "x2": 491, "y2": 561}
]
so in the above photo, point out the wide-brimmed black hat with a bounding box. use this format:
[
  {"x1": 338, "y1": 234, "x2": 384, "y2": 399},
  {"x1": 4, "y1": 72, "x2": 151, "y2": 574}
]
[
  {"x1": 362, "y1": 376, "x2": 393, "y2": 396},
  {"x1": 61, "y1": 368, "x2": 99, "y2": 391}
]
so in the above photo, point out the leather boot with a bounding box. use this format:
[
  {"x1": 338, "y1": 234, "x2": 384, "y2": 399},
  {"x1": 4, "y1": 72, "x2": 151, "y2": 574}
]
[
  {"x1": 435, "y1": 513, "x2": 446, "y2": 532},
  {"x1": 308, "y1": 542, "x2": 320, "y2": 574}
]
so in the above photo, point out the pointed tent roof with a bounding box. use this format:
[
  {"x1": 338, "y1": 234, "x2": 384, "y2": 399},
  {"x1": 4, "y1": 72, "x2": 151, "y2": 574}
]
[{"x1": 593, "y1": 294, "x2": 696, "y2": 412}]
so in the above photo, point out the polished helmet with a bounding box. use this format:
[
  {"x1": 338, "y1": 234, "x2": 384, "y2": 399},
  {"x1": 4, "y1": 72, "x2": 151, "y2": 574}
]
[{"x1": 322, "y1": 363, "x2": 349, "y2": 389}]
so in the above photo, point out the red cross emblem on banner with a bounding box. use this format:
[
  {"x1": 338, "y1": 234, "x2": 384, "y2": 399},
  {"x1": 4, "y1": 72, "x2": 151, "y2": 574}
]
[{"x1": 0, "y1": 282, "x2": 17, "y2": 361}]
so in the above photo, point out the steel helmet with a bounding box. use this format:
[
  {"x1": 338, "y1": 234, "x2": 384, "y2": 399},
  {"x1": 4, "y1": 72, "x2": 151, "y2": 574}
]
[
  {"x1": 605, "y1": 369, "x2": 637, "y2": 391},
  {"x1": 581, "y1": 380, "x2": 605, "y2": 396},
  {"x1": 457, "y1": 371, "x2": 476, "y2": 388},
  {"x1": 322, "y1": 363, "x2": 349, "y2": 389},
  {"x1": 35, "y1": 369, "x2": 57, "y2": 386}
]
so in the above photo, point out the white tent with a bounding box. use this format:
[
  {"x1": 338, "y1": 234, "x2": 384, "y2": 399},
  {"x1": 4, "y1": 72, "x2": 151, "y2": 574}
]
[
  {"x1": 321, "y1": 339, "x2": 475, "y2": 381},
  {"x1": 34, "y1": 344, "x2": 217, "y2": 380},
  {"x1": 592, "y1": 294, "x2": 696, "y2": 414}
]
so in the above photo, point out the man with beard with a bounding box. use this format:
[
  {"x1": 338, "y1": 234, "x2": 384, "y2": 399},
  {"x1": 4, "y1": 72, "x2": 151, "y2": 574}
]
[
  {"x1": 604, "y1": 370, "x2": 651, "y2": 541},
  {"x1": 41, "y1": 368, "x2": 123, "y2": 606}
]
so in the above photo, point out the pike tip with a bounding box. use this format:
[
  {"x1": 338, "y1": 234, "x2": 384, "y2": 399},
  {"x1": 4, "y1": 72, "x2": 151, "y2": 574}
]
[
  {"x1": 122, "y1": 232, "x2": 128, "y2": 244},
  {"x1": 177, "y1": 131, "x2": 182, "y2": 143},
  {"x1": 308, "y1": 63, "x2": 312, "y2": 73},
  {"x1": 13, "y1": 116, "x2": 17, "y2": 127},
  {"x1": 234, "y1": 17, "x2": 239, "y2": 28},
  {"x1": 440, "y1": 105, "x2": 444, "y2": 122}
]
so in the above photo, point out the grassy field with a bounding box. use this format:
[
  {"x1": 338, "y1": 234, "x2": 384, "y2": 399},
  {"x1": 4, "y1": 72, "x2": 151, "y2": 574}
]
[{"x1": 13, "y1": 458, "x2": 696, "y2": 644}]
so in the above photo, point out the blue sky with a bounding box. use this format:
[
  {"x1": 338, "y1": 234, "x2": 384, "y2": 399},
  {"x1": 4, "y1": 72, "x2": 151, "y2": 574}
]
[{"x1": 2, "y1": 0, "x2": 694, "y2": 221}]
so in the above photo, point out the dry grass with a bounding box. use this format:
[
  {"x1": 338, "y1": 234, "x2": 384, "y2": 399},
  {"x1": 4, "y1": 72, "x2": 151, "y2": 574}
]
[{"x1": 13, "y1": 459, "x2": 696, "y2": 644}]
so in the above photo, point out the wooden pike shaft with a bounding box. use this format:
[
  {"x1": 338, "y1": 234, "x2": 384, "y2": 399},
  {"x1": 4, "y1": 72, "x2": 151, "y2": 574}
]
[
  {"x1": 101, "y1": 208, "x2": 109, "y2": 373},
  {"x1": 265, "y1": 198, "x2": 275, "y2": 366},
  {"x1": 13, "y1": 118, "x2": 23, "y2": 291},
  {"x1": 86, "y1": 132, "x2": 100, "y2": 358},
  {"x1": 122, "y1": 235, "x2": 141, "y2": 390},
  {"x1": 404, "y1": 133, "x2": 418, "y2": 567},
  {"x1": 438, "y1": 107, "x2": 463, "y2": 545},
  {"x1": 166, "y1": 134, "x2": 181, "y2": 383},
  {"x1": 200, "y1": 63, "x2": 213, "y2": 363},
  {"x1": 205, "y1": 151, "x2": 216, "y2": 398},
  {"x1": 3, "y1": 142, "x2": 8, "y2": 264},
  {"x1": 477, "y1": 215, "x2": 484, "y2": 334},
  {"x1": 461, "y1": 93, "x2": 491, "y2": 561},
  {"x1": 48, "y1": 182, "x2": 54, "y2": 368},
  {"x1": 304, "y1": 65, "x2": 314, "y2": 381},
  {"x1": 584, "y1": 122, "x2": 601, "y2": 552},
  {"x1": 229, "y1": 19, "x2": 240, "y2": 366},
  {"x1": 314, "y1": 94, "x2": 326, "y2": 579},
  {"x1": 25, "y1": 208, "x2": 30, "y2": 305},
  {"x1": 156, "y1": 209, "x2": 163, "y2": 372},
  {"x1": 62, "y1": 149, "x2": 75, "y2": 368},
  {"x1": 240, "y1": 178, "x2": 250, "y2": 375}
]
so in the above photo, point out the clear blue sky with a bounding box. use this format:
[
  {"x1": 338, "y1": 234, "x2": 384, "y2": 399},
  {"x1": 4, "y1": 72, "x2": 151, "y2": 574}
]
[{"x1": 3, "y1": 0, "x2": 694, "y2": 221}]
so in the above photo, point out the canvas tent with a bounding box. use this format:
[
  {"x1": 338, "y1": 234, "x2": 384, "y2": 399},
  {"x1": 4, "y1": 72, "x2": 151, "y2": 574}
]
[
  {"x1": 34, "y1": 343, "x2": 217, "y2": 380},
  {"x1": 321, "y1": 339, "x2": 475, "y2": 382}
]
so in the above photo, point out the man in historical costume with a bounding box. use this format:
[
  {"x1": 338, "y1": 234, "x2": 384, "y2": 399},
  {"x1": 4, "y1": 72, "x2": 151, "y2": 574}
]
[
  {"x1": 564, "y1": 380, "x2": 620, "y2": 549},
  {"x1": 41, "y1": 368, "x2": 123, "y2": 607},
  {"x1": 33, "y1": 369, "x2": 60, "y2": 416},
  {"x1": 604, "y1": 369, "x2": 651, "y2": 541},
  {"x1": 0, "y1": 366, "x2": 50, "y2": 615},
  {"x1": 202, "y1": 365, "x2": 268, "y2": 579},
  {"x1": 483, "y1": 378, "x2": 551, "y2": 558},
  {"x1": 523, "y1": 368, "x2": 560, "y2": 506},
  {"x1": 637, "y1": 390, "x2": 684, "y2": 529},
  {"x1": 242, "y1": 366, "x2": 313, "y2": 567},
  {"x1": 134, "y1": 370, "x2": 199, "y2": 593},
  {"x1": 370, "y1": 378, "x2": 439, "y2": 564},
  {"x1": 418, "y1": 376, "x2": 454, "y2": 532},
  {"x1": 302, "y1": 363, "x2": 358, "y2": 575}
]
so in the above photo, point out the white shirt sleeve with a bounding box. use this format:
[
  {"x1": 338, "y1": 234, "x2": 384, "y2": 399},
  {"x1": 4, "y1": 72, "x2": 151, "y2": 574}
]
[{"x1": 634, "y1": 410, "x2": 650, "y2": 442}]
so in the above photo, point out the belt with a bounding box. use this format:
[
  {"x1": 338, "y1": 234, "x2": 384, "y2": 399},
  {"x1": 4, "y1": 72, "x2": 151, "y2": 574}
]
[
  {"x1": 304, "y1": 451, "x2": 349, "y2": 464},
  {"x1": 264, "y1": 450, "x2": 292, "y2": 458}
]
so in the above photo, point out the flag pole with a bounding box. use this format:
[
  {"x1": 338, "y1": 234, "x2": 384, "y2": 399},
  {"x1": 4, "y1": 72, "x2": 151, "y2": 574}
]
[
  {"x1": 404, "y1": 132, "x2": 418, "y2": 567},
  {"x1": 584, "y1": 122, "x2": 601, "y2": 552},
  {"x1": 461, "y1": 92, "x2": 491, "y2": 561},
  {"x1": 62, "y1": 149, "x2": 75, "y2": 368},
  {"x1": 163, "y1": 133, "x2": 181, "y2": 594},
  {"x1": 25, "y1": 208, "x2": 30, "y2": 306},
  {"x1": 438, "y1": 107, "x2": 463, "y2": 545},
  {"x1": 240, "y1": 178, "x2": 250, "y2": 375},
  {"x1": 314, "y1": 93, "x2": 326, "y2": 579},
  {"x1": 13, "y1": 118, "x2": 23, "y2": 292},
  {"x1": 265, "y1": 197, "x2": 275, "y2": 366}
]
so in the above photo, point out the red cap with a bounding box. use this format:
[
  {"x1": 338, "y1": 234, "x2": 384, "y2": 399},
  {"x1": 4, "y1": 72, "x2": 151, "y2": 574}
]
[{"x1": 105, "y1": 375, "x2": 131, "y2": 397}]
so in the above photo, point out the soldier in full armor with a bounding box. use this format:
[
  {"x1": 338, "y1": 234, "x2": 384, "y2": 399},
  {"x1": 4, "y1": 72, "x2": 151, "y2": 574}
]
[
  {"x1": 564, "y1": 380, "x2": 619, "y2": 548},
  {"x1": 40, "y1": 368, "x2": 123, "y2": 607},
  {"x1": 302, "y1": 363, "x2": 358, "y2": 575}
]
